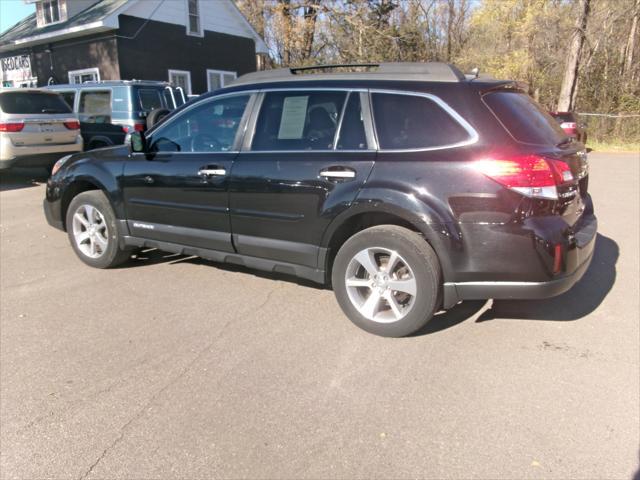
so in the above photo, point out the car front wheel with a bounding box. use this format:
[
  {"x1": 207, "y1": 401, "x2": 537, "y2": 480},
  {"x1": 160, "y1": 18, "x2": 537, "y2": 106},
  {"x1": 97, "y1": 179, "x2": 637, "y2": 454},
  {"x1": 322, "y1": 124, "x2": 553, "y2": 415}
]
[
  {"x1": 65, "y1": 190, "x2": 131, "y2": 268},
  {"x1": 332, "y1": 225, "x2": 441, "y2": 337}
]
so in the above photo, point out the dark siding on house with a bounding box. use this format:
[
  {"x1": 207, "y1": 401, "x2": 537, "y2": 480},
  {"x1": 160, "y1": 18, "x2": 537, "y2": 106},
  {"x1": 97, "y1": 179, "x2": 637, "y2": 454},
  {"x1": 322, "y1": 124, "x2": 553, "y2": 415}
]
[
  {"x1": 116, "y1": 15, "x2": 256, "y2": 94},
  {"x1": 28, "y1": 33, "x2": 120, "y2": 86}
]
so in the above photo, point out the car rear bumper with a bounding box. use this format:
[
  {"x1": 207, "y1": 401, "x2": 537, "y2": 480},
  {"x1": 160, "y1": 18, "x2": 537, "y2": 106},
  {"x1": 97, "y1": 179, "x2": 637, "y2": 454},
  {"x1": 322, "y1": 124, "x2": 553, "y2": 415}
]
[
  {"x1": 442, "y1": 209, "x2": 597, "y2": 309},
  {"x1": 0, "y1": 135, "x2": 83, "y2": 169}
]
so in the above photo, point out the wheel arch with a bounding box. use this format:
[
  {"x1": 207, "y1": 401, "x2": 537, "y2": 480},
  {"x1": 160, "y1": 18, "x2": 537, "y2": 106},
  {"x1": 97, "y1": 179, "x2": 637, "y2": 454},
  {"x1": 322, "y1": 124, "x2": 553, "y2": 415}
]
[
  {"x1": 60, "y1": 167, "x2": 122, "y2": 230},
  {"x1": 320, "y1": 202, "x2": 461, "y2": 283},
  {"x1": 87, "y1": 136, "x2": 114, "y2": 150}
]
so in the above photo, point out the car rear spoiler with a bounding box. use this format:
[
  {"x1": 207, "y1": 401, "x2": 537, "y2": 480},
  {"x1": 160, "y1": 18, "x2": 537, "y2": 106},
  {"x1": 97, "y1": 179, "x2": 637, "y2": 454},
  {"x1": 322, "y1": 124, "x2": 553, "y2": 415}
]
[{"x1": 479, "y1": 80, "x2": 529, "y2": 95}]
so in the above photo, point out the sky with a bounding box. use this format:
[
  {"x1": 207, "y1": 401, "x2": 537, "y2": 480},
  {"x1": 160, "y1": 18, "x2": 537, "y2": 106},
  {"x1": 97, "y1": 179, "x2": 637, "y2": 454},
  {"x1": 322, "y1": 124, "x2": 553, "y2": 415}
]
[{"x1": 0, "y1": 0, "x2": 35, "y2": 34}]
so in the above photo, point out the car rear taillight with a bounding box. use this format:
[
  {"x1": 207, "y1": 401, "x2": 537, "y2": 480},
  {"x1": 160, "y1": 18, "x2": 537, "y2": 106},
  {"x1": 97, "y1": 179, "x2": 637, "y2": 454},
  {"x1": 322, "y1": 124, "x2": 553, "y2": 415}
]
[
  {"x1": 0, "y1": 122, "x2": 25, "y2": 132},
  {"x1": 63, "y1": 120, "x2": 80, "y2": 130},
  {"x1": 122, "y1": 124, "x2": 145, "y2": 133},
  {"x1": 475, "y1": 154, "x2": 573, "y2": 200}
]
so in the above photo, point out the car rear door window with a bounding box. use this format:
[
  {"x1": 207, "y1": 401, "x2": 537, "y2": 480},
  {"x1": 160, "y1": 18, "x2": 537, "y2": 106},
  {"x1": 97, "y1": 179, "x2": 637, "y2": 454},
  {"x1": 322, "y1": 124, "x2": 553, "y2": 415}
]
[
  {"x1": 79, "y1": 90, "x2": 111, "y2": 123},
  {"x1": 0, "y1": 91, "x2": 71, "y2": 114},
  {"x1": 372, "y1": 92, "x2": 471, "y2": 150},
  {"x1": 484, "y1": 91, "x2": 567, "y2": 145},
  {"x1": 252, "y1": 91, "x2": 347, "y2": 151},
  {"x1": 336, "y1": 93, "x2": 367, "y2": 150}
]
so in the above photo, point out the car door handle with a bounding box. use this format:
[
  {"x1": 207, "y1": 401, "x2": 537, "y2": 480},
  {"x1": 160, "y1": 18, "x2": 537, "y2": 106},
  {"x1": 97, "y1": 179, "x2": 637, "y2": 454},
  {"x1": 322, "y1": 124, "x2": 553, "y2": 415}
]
[
  {"x1": 198, "y1": 168, "x2": 226, "y2": 177},
  {"x1": 319, "y1": 169, "x2": 356, "y2": 179}
]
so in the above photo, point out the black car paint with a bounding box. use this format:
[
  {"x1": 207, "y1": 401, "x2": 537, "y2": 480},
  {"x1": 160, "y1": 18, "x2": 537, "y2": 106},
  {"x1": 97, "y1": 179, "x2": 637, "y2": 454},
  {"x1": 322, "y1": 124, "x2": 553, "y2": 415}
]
[{"x1": 44, "y1": 78, "x2": 597, "y2": 308}]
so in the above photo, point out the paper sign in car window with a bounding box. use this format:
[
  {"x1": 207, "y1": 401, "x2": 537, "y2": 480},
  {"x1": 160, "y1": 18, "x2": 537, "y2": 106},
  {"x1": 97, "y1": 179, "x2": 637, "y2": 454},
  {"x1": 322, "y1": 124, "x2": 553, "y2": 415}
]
[{"x1": 278, "y1": 96, "x2": 309, "y2": 139}]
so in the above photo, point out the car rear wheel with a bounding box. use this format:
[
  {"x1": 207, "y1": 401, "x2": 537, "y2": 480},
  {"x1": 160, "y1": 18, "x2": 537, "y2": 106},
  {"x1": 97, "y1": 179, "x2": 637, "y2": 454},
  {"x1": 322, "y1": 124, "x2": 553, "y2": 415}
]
[
  {"x1": 332, "y1": 225, "x2": 441, "y2": 337},
  {"x1": 66, "y1": 191, "x2": 131, "y2": 268}
]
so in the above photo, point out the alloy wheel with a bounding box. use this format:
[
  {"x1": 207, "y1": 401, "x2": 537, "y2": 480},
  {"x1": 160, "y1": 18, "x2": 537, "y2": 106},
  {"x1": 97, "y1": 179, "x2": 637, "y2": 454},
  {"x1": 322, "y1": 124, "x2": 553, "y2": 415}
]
[
  {"x1": 344, "y1": 247, "x2": 418, "y2": 323},
  {"x1": 71, "y1": 204, "x2": 109, "y2": 259}
]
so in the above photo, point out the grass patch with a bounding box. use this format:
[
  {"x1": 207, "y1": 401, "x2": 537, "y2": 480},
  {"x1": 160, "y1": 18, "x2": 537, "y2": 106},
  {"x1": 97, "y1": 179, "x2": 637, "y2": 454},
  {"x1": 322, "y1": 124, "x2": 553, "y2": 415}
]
[{"x1": 588, "y1": 141, "x2": 640, "y2": 153}]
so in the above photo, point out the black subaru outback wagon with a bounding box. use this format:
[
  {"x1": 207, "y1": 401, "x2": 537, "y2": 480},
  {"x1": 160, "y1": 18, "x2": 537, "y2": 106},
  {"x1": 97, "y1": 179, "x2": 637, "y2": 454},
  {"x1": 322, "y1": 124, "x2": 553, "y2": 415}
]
[{"x1": 43, "y1": 63, "x2": 596, "y2": 337}]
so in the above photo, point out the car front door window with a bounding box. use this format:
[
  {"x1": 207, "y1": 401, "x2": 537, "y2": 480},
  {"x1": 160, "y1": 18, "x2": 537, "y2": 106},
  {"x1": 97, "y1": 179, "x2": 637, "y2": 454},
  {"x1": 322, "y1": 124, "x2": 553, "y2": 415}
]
[{"x1": 149, "y1": 95, "x2": 250, "y2": 153}]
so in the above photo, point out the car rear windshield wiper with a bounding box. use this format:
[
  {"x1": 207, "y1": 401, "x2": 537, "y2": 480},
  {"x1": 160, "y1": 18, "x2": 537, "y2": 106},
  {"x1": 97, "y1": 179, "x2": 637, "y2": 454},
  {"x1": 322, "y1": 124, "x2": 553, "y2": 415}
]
[
  {"x1": 556, "y1": 137, "x2": 573, "y2": 147},
  {"x1": 41, "y1": 108, "x2": 65, "y2": 114}
]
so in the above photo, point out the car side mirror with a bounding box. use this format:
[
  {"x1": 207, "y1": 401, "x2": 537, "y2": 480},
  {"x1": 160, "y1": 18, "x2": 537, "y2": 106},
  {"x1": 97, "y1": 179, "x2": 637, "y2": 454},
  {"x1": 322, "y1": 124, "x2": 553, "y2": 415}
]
[{"x1": 130, "y1": 131, "x2": 147, "y2": 153}]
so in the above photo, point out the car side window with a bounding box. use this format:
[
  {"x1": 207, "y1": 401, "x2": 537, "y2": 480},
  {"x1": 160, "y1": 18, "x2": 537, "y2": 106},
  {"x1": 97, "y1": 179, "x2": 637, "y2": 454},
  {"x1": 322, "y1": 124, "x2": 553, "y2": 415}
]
[
  {"x1": 149, "y1": 94, "x2": 250, "y2": 153},
  {"x1": 252, "y1": 91, "x2": 347, "y2": 151},
  {"x1": 336, "y1": 93, "x2": 367, "y2": 150},
  {"x1": 371, "y1": 92, "x2": 470, "y2": 150},
  {"x1": 79, "y1": 90, "x2": 111, "y2": 124}
]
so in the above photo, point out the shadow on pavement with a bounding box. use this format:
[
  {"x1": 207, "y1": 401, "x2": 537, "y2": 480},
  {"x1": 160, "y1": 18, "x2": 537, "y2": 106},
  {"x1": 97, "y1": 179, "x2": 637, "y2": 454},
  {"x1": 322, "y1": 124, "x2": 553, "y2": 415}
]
[
  {"x1": 127, "y1": 233, "x2": 617, "y2": 334},
  {"x1": 0, "y1": 168, "x2": 49, "y2": 192}
]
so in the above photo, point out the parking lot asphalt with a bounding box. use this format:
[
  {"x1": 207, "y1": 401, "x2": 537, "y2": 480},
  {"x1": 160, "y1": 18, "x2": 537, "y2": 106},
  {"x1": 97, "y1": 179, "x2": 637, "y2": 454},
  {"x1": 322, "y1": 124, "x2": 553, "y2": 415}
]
[{"x1": 0, "y1": 152, "x2": 638, "y2": 479}]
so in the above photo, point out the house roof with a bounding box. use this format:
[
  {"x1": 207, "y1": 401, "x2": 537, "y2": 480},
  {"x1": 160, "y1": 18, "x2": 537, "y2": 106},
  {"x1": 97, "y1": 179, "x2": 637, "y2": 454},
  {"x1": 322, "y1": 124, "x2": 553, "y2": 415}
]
[
  {"x1": 0, "y1": 0, "x2": 267, "y2": 54},
  {"x1": 0, "y1": 0, "x2": 128, "y2": 51}
]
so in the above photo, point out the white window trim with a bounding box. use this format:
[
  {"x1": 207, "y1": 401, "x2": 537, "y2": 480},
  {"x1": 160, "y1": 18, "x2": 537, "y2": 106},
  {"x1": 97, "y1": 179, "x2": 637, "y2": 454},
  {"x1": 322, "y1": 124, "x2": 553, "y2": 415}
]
[
  {"x1": 68, "y1": 67, "x2": 100, "y2": 84},
  {"x1": 40, "y1": 0, "x2": 65, "y2": 27},
  {"x1": 168, "y1": 69, "x2": 192, "y2": 96},
  {"x1": 185, "y1": 0, "x2": 203, "y2": 37},
  {"x1": 206, "y1": 69, "x2": 237, "y2": 91}
]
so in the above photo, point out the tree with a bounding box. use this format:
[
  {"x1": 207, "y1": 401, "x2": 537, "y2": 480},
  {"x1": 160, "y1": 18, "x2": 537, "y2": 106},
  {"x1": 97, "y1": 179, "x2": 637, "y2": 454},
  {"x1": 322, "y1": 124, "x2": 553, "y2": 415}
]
[{"x1": 557, "y1": 0, "x2": 591, "y2": 111}]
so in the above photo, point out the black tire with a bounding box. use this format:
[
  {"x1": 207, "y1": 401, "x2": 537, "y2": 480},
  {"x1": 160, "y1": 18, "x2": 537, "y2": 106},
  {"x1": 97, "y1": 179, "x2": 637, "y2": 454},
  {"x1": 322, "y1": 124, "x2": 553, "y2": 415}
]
[
  {"x1": 146, "y1": 108, "x2": 171, "y2": 130},
  {"x1": 331, "y1": 225, "x2": 441, "y2": 337},
  {"x1": 65, "y1": 190, "x2": 132, "y2": 269}
]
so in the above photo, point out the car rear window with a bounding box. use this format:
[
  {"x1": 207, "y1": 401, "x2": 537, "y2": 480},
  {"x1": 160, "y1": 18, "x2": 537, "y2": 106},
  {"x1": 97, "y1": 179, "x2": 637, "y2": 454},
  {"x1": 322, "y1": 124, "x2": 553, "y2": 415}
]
[
  {"x1": 484, "y1": 91, "x2": 567, "y2": 145},
  {"x1": 0, "y1": 91, "x2": 72, "y2": 114},
  {"x1": 138, "y1": 88, "x2": 163, "y2": 111},
  {"x1": 371, "y1": 92, "x2": 471, "y2": 150}
]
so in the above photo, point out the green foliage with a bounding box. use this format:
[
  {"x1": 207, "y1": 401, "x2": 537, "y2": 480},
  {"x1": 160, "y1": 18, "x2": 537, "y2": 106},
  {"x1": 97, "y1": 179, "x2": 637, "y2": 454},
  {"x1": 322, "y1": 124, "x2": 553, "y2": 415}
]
[{"x1": 236, "y1": 0, "x2": 640, "y2": 142}]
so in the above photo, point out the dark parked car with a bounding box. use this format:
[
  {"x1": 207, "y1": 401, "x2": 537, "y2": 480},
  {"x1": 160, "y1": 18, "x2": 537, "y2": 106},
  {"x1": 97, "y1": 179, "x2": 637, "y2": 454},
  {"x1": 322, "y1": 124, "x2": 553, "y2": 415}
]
[
  {"x1": 43, "y1": 63, "x2": 596, "y2": 337},
  {"x1": 46, "y1": 80, "x2": 185, "y2": 150},
  {"x1": 550, "y1": 111, "x2": 587, "y2": 144}
]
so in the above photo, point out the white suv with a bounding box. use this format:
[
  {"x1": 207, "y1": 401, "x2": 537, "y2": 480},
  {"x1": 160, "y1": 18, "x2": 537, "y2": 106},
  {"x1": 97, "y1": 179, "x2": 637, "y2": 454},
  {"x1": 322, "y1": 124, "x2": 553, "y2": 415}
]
[{"x1": 0, "y1": 89, "x2": 83, "y2": 170}]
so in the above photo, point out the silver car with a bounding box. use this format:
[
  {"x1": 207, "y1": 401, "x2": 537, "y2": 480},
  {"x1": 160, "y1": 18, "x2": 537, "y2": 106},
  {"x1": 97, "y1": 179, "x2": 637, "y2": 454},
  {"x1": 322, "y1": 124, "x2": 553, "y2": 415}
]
[{"x1": 0, "y1": 89, "x2": 83, "y2": 170}]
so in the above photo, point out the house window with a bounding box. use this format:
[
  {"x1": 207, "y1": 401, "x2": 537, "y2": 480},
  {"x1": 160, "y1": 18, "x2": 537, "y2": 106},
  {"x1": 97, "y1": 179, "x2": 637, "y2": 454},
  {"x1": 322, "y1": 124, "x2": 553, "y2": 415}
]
[
  {"x1": 187, "y1": 0, "x2": 201, "y2": 36},
  {"x1": 37, "y1": 0, "x2": 65, "y2": 27},
  {"x1": 168, "y1": 69, "x2": 192, "y2": 96},
  {"x1": 68, "y1": 68, "x2": 100, "y2": 84},
  {"x1": 206, "y1": 70, "x2": 237, "y2": 91}
]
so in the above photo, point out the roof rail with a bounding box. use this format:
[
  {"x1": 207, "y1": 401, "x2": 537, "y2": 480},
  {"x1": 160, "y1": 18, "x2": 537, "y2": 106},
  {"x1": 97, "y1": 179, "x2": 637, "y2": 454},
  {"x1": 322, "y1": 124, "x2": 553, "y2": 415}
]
[
  {"x1": 289, "y1": 63, "x2": 380, "y2": 74},
  {"x1": 232, "y1": 62, "x2": 467, "y2": 85}
]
